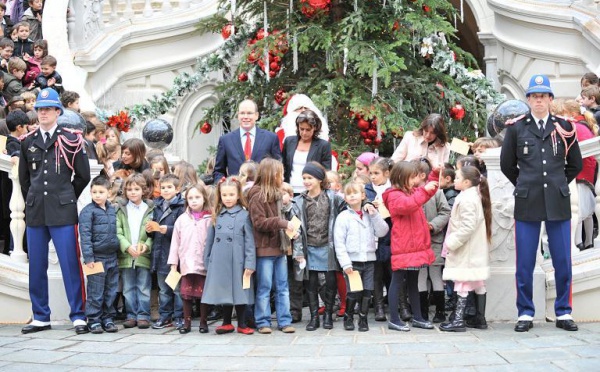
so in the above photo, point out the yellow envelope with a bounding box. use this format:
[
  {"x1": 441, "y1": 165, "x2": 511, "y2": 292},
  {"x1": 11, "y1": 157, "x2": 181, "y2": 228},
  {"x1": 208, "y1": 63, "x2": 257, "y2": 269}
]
[
  {"x1": 450, "y1": 137, "x2": 470, "y2": 155},
  {"x1": 82, "y1": 261, "x2": 104, "y2": 276},
  {"x1": 347, "y1": 270, "x2": 363, "y2": 292},
  {"x1": 165, "y1": 270, "x2": 182, "y2": 290},
  {"x1": 0, "y1": 135, "x2": 6, "y2": 154},
  {"x1": 286, "y1": 216, "x2": 302, "y2": 239},
  {"x1": 242, "y1": 271, "x2": 252, "y2": 289}
]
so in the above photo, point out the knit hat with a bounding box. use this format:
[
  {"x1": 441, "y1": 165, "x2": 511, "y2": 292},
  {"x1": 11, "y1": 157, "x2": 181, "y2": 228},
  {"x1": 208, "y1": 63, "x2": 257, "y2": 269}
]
[
  {"x1": 356, "y1": 152, "x2": 379, "y2": 167},
  {"x1": 302, "y1": 162, "x2": 326, "y2": 181}
]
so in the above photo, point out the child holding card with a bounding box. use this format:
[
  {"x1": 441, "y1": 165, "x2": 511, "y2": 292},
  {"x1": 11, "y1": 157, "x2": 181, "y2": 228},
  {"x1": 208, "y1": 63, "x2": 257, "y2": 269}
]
[
  {"x1": 116, "y1": 173, "x2": 154, "y2": 329},
  {"x1": 167, "y1": 184, "x2": 212, "y2": 334},
  {"x1": 334, "y1": 182, "x2": 389, "y2": 332},
  {"x1": 202, "y1": 177, "x2": 256, "y2": 335},
  {"x1": 146, "y1": 173, "x2": 185, "y2": 330},
  {"x1": 79, "y1": 176, "x2": 120, "y2": 334}
]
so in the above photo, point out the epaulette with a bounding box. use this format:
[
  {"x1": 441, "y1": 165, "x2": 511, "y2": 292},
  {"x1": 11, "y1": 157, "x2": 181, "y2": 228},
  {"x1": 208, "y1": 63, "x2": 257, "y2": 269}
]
[
  {"x1": 18, "y1": 129, "x2": 37, "y2": 141},
  {"x1": 60, "y1": 127, "x2": 84, "y2": 136},
  {"x1": 505, "y1": 114, "x2": 526, "y2": 126}
]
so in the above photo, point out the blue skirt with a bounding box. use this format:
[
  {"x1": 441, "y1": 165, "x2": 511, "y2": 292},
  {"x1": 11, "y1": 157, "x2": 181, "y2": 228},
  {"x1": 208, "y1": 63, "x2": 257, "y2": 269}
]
[{"x1": 307, "y1": 245, "x2": 329, "y2": 271}]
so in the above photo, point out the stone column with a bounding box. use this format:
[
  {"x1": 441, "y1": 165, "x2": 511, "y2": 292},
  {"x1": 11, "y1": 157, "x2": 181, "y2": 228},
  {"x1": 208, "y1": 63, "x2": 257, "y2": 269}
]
[{"x1": 480, "y1": 148, "x2": 546, "y2": 320}]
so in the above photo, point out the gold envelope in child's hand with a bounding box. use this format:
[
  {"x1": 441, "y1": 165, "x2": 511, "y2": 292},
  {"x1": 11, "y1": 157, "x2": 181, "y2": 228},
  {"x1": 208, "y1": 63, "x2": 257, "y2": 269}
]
[
  {"x1": 286, "y1": 216, "x2": 302, "y2": 239},
  {"x1": 347, "y1": 270, "x2": 363, "y2": 292},
  {"x1": 242, "y1": 271, "x2": 252, "y2": 289},
  {"x1": 146, "y1": 221, "x2": 160, "y2": 232},
  {"x1": 82, "y1": 262, "x2": 104, "y2": 276},
  {"x1": 450, "y1": 137, "x2": 470, "y2": 156},
  {"x1": 165, "y1": 270, "x2": 182, "y2": 290}
]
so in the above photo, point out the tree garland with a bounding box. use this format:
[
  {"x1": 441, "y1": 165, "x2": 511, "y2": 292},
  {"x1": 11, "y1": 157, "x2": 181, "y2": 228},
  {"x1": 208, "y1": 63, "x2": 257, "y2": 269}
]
[{"x1": 99, "y1": 24, "x2": 503, "y2": 130}]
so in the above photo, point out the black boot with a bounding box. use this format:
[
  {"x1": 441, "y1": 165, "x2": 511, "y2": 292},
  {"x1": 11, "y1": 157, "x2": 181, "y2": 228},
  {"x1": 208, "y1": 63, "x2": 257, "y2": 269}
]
[
  {"x1": 440, "y1": 295, "x2": 467, "y2": 332},
  {"x1": 322, "y1": 289, "x2": 336, "y2": 330},
  {"x1": 358, "y1": 295, "x2": 370, "y2": 332},
  {"x1": 432, "y1": 291, "x2": 446, "y2": 323},
  {"x1": 445, "y1": 291, "x2": 457, "y2": 312},
  {"x1": 306, "y1": 290, "x2": 320, "y2": 331},
  {"x1": 466, "y1": 293, "x2": 488, "y2": 329},
  {"x1": 398, "y1": 279, "x2": 412, "y2": 321},
  {"x1": 343, "y1": 297, "x2": 356, "y2": 331},
  {"x1": 419, "y1": 291, "x2": 430, "y2": 321},
  {"x1": 373, "y1": 274, "x2": 387, "y2": 322}
]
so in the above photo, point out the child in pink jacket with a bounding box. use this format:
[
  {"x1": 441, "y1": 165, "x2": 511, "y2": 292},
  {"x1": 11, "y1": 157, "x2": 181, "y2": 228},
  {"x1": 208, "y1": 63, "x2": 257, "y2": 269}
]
[{"x1": 167, "y1": 184, "x2": 212, "y2": 334}]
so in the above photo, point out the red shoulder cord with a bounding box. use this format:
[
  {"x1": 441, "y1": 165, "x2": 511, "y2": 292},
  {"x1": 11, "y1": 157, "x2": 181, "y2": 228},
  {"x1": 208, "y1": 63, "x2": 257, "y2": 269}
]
[
  {"x1": 54, "y1": 133, "x2": 85, "y2": 174},
  {"x1": 551, "y1": 122, "x2": 577, "y2": 158}
]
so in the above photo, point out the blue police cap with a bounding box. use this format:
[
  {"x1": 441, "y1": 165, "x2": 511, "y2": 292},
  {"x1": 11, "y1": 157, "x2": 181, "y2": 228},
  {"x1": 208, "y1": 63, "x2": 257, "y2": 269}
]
[
  {"x1": 525, "y1": 74, "x2": 554, "y2": 98},
  {"x1": 34, "y1": 88, "x2": 64, "y2": 115}
]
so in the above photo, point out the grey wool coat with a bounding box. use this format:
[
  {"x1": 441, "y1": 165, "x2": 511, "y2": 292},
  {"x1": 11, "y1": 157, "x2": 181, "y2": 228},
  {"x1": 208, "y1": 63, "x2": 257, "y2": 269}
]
[
  {"x1": 201, "y1": 205, "x2": 256, "y2": 305},
  {"x1": 423, "y1": 189, "x2": 451, "y2": 265}
]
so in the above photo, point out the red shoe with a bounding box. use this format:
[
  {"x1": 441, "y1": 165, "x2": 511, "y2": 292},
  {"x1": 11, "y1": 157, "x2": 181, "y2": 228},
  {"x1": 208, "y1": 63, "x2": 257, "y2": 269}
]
[
  {"x1": 336, "y1": 308, "x2": 346, "y2": 317},
  {"x1": 215, "y1": 324, "x2": 235, "y2": 334},
  {"x1": 318, "y1": 306, "x2": 325, "y2": 315},
  {"x1": 237, "y1": 326, "x2": 254, "y2": 335}
]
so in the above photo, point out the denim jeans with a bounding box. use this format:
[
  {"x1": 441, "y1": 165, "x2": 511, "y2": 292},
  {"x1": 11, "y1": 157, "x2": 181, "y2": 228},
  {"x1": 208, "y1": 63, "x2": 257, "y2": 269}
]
[
  {"x1": 255, "y1": 255, "x2": 292, "y2": 328},
  {"x1": 85, "y1": 255, "x2": 119, "y2": 324},
  {"x1": 121, "y1": 267, "x2": 151, "y2": 321},
  {"x1": 157, "y1": 273, "x2": 183, "y2": 320}
]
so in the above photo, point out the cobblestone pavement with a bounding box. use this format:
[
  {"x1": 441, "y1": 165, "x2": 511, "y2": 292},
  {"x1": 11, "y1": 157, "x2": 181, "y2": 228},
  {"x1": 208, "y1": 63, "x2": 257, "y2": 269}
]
[{"x1": 0, "y1": 317, "x2": 598, "y2": 371}]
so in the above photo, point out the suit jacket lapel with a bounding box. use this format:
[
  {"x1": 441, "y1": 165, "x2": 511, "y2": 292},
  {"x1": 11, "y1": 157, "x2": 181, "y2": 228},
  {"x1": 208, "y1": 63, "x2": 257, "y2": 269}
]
[
  {"x1": 307, "y1": 139, "x2": 318, "y2": 161},
  {"x1": 232, "y1": 129, "x2": 245, "y2": 160},
  {"x1": 542, "y1": 116, "x2": 556, "y2": 139},
  {"x1": 251, "y1": 128, "x2": 262, "y2": 159}
]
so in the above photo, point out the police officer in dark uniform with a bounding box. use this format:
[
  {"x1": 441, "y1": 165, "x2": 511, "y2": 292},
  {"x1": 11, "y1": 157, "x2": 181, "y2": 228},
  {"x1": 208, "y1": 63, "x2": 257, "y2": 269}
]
[
  {"x1": 500, "y1": 75, "x2": 582, "y2": 333},
  {"x1": 19, "y1": 88, "x2": 91, "y2": 334}
]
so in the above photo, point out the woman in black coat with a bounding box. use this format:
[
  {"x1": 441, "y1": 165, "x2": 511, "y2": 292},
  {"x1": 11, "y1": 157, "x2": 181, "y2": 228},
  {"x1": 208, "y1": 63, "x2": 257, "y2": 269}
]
[{"x1": 282, "y1": 110, "x2": 332, "y2": 195}]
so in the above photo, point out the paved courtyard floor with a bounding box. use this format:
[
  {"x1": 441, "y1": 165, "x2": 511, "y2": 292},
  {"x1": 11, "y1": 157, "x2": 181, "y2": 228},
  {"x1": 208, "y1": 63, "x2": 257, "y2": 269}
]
[{"x1": 0, "y1": 317, "x2": 598, "y2": 371}]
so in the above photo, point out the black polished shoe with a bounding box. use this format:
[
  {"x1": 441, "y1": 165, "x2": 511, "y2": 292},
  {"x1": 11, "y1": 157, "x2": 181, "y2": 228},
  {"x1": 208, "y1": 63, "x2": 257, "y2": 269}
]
[
  {"x1": 514, "y1": 320, "x2": 533, "y2": 332},
  {"x1": 411, "y1": 319, "x2": 434, "y2": 329},
  {"x1": 576, "y1": 242, "x2": 585, "y2": 250},
  {"x1": 583, "y1": 243, "x2": 594, "y2": 251},
  {"x1": 556, "y1": 319, "x2": 578, "y2": 331},
  {"x1": 75, "y1": 325, "x2": 90, "y2": 334},
  {"x1": 21, "y1": 324, "x2": 51, "y2": 334}
]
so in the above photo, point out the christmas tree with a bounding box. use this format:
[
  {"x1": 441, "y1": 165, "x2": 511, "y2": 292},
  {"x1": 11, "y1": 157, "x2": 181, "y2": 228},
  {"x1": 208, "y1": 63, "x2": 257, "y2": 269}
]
[{"x1": 130, "y1": 0, "x2": 503, "y2": 157}]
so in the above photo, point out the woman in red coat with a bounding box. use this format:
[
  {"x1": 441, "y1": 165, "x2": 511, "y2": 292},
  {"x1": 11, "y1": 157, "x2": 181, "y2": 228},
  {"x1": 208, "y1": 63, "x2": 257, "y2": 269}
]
[{"x1": 383, "y1": 161, "x2": 438, "y2": 331}]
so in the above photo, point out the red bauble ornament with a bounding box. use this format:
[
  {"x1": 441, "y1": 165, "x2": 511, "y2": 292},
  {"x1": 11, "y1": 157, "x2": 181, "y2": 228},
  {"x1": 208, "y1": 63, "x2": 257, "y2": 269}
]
[
  {"x1": 247, "y1": 50, "x2": 259, "y2": 63},
  {"x1": 221, "y1": 24, "x2": 233, "y2": 39},
  {"x1": 270, "y1": 61, "x2": 280, "y2": 71},
  {"x1": 392, "y1": 20, "x2": 400, "y2": 32},
  {"x1": 301, "y1": 5, "x2": 316, "y2": 18},
  {"x1": 380, "y1": 130, "x2": 386, "y2": 138},
  {"x1": 422, "y1": 5, "x2": 431, "y2": 12},
  {"x1": 238, "y1": 72, "x2": 248, "y2": 82},
  {"x1": 308, "y1": 0, "x2": 330, "y2": 9},
  {"x1": 342, "y1": 150, "x2": 350, "y2": 158},
  {"x1": 274, "y1": 89, "x2": 287, "y2": 105},
  {"x1": 364, "y1": 138, "x2": 373, "y2": 146},
  {"x1": 257, "y1": 59, "x2": 266, "y2": 71},
  {"x1": 359, "y1": 130, "x2": 369, "y2": 139},
  {"x1": 345, "y1": 158, "x2": 352, "y2": 166},
  {"x1": 269, "y1": 70, "x2": 277, "y2": 78},
  {"x1": 450, "y1": 103, "x2": 466, "y2": 120},
  {"x1": 374, "y1": 138, "x2": 382, "y2": 146},
  {"x1": 256, "y1": 28, "x2": 268, "y2": 40},
  {"x1": 200, "y1": 122, "x2": 212, "y2": 134},
  {"x1": 367, "y1": 129, "x2": 378, "y2": 139},
  {"x1": 357, "y1": 119, "x2": 370, "y2": 131}
]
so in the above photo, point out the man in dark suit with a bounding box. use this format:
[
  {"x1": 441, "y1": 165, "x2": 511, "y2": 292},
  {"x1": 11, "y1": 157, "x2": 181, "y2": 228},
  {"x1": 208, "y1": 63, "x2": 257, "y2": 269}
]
[
  {"x1": 213, "y1": 99, "x2": 282, "y2": 182},
  {"x1": 500, "y1": 74, "x2": 582, "y2": 333},
  {"x1": 19, "y1": 88, "x2": 91, "y2": 334}
]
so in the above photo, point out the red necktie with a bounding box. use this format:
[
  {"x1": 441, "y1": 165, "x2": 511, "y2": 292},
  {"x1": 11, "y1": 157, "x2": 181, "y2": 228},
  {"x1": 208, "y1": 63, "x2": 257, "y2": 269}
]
[{"x1": 244, "y1": 132, "x2": 252, "y2": 160}]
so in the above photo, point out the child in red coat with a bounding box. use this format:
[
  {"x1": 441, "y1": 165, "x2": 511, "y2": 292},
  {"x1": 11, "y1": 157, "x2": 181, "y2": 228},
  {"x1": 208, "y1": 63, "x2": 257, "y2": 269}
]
[{"x1": 382, "y1": 161, "x2": 438, "y2": 332}]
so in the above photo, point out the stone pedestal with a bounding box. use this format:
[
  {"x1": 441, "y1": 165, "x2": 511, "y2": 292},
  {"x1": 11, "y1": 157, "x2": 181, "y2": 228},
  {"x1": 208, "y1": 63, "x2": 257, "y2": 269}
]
[{"x1": 480, "y1": 148, "x2": 546, "y2": 320}]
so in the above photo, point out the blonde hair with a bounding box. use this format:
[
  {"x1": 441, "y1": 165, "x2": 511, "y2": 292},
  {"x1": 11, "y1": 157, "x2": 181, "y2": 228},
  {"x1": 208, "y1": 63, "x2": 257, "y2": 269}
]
[
  {"x1": 472, "y1": 137, "x2": 501, "y2": 150},
  {"x1": 281, "y1": 182, "x2": 293, "y2": 197},
  {"x1": 553, "y1": 98, "x2": 598, "y2": 135},
  {"x1": 343, "y1": 181, "x2": 365, "y2": 196},
  {"x1": 172, "y1": 161, "x2": 198, "y2": 189}
]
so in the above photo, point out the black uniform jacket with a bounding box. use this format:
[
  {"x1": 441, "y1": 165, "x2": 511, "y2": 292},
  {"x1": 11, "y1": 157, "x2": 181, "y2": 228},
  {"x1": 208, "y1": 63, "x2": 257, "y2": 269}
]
[
  {"x1": 19, "y1": 127, "x2": 91, "y2": 226},
  {"x1": 500, "y1": 114, "x2": 582, "y2": 222}
]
